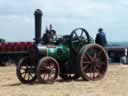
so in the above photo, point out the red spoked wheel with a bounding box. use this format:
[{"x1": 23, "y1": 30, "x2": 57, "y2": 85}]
[
  {"x1": 36, "y1": 57, "x2": 60, "y2": 84},
  {"x1": 16, "y1": 56, "x2": 37, "y2": 83},
  {"x1": 78, "y1": 44, "x2": 108, "y2": 81}
]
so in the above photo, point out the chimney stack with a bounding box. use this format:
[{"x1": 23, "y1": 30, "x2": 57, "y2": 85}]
[{"x1": 34, "y1": 9, "x2": 43, "y2": 44}]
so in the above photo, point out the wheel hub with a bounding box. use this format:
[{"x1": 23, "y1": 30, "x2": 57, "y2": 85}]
[
  {"x1": 25, "y1": 68, "x2": 35, "y2": 73},
  {"x1": 44, "y1": 68, "x2": 52, "y2": 73}
]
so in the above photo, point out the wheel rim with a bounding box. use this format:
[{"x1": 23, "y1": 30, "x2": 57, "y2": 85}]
[
  {"x1": 37, "y1": 57, "x2": 59, "y2": 83},
  {"x1": 80, "y1": 44, "x2": 108, "y2": 81},
  {"x1": 17, "y1": 57, "x2": 36, "y2": 83},
  {"x1": 70, "y1": 28, "x2": 90, "y2": 53}
]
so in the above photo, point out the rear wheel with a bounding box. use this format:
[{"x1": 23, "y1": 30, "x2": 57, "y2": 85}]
[
  {"x1": 78, "y1": 44, "x2": 108, "y2": 81},
  {"x1": 36, "y1": 57, "x2": 60, "y2": 84}
]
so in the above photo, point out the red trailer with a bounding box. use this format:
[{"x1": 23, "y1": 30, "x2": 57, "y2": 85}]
[{"x1": 0, "y1": 42, "x2": 33, "y2": 66}]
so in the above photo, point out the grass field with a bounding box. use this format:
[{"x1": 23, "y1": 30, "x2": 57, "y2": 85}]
[{"x1": 0, "y1": 64, "x2": 128, "y2": 96}]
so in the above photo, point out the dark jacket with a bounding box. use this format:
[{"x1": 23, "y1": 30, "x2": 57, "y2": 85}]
[{"x1": 95, "y1": 32, "x2": 107, "y2": 47}]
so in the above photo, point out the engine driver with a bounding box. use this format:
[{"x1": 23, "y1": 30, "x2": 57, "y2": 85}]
[{"x1": 42, "y1": 24, "x2": 57, "y2": 43}]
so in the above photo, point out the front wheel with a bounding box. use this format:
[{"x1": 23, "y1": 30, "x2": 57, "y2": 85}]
[
  {"x1": 16, "y1": 56, "x2": 37, "y2": 84},
  {"x1": 36, "y1": 57, "x2": 60, "y2": 84}
]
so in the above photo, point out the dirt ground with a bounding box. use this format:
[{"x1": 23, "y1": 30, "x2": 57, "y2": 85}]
[{"x1": 0, "y1": 64, "x2": 128, "y2": 96}]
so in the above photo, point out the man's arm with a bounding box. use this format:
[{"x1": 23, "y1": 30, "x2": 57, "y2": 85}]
[
  {"x1": 95, "y1": 34, "x2": 99, "y2": 43},
  {"x1": 104, "y1": 35, "x2": 107, "y2": 46}
]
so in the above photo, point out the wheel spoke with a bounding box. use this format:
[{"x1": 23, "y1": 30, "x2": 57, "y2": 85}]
[
  {"x1": 45, "y1": 74, "x2": 49, "y2": 81},
  {"x1": 85, "y1": 53, "x2": 94, "y2": 62},
  {"x1": 74, "y1": 32, "x2": 79, "y2": 38},
  {"x1": 28, "y1": 72, "x2": 30, "y2": 80},
  {"x1": 29, "y1": 73, "x2": 34, "y2": 79},
  {"x1": 23, "y1": 72, "x2": 27, "y2": 79},
  {"x1": 92, "y1": 72, "x2": 95, "y2": 79},
  {"x1": 47, "y1": 73, "x2": 51, "y2": 80},
  {"x1": 50, "y1": 65, "x2": 55, "y2": 69},
  {"x1": 83, "y1": 55, "x2": 88, "y2": 61},
  {"x1": 97, "y1": 50, "x2": 103, "y2": 57},
  {"x1": 43, "y1": 73, "x2": 47, "y2": 80},
  {"x1": 80, "y1": 30, "x2": 83, "y2": 36},
  {"x1": 49, "y1": 73, "x2": 53, "y2": 79},
  {"x1": 84, "y1": 64, "x2": 89, "y2": 72},
  {"x1": 92, "y1": 65, "x2": 97, "y2": 78},
  {"x1": 83, "y1": 60, "x2": 92, "y2": 64},
  {"x1": 40, "y1": 71, "x2": 46, "y2": 79},
  {"x1": 83, "y1": 64, "x2": 89, "y2": 71},
  {"x1": 89, "y1": 65, "x2": 93, "y2": 78}
]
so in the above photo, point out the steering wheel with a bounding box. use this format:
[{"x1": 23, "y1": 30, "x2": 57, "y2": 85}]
[{"x1": 69, "y1": 28, "x2": 90, "y2": 53}]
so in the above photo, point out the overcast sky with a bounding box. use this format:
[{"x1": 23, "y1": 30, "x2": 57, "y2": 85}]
[{"x1": 0, "y1": 0, "x2": 128, "y2": 42}]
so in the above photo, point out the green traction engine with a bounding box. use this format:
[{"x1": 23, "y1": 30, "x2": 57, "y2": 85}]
[{"x1": 16, "y1": 9, "x2": 108, "y2": 84}]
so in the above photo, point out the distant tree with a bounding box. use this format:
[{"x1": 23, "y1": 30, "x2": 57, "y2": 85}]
[{"x1": 0, "y1": 38, "x2": 5, "y2": 43}]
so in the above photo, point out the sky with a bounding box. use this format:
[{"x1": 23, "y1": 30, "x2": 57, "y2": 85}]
[{"x1": 0, "y1": 0, "x2": 128, "y2": 42}]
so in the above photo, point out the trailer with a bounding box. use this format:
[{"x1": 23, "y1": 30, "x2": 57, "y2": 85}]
[{"x1": 0, "y1": 42, "x2": 33, "y2": 66}]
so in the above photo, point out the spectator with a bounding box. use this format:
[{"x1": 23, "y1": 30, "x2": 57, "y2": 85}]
[{"x1": 95, "y1": 28, "x2": 107, "y2": 47}]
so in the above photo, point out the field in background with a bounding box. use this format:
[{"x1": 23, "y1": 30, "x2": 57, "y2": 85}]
[{"x1": 0, "y1": 64, "x2": 128, "y2": 96}]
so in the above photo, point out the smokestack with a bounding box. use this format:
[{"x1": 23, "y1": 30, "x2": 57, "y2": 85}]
[{"x1": 34, "y1": 9, "x2": 43, "y2": 44}]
